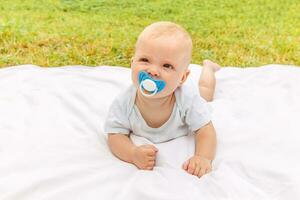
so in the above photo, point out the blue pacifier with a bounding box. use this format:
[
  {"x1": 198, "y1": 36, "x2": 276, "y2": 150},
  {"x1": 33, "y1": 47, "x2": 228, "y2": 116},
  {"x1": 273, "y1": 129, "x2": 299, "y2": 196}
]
[{"x1": 138, "y1": 71, "x2": 166, "y2": 97}]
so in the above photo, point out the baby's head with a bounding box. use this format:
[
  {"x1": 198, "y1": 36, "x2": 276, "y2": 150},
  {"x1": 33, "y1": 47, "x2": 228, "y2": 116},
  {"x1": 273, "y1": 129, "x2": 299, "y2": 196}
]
[{"x1": 131, "y1": 21, "x2": 192, "y2": 98}]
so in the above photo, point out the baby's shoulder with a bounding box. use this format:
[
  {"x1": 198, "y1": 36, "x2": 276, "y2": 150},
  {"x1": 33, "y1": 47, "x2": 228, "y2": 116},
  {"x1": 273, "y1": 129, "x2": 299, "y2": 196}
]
[
  {"x1": 111, "y1": 85, "x2": 136, "y2": 115},
  {"x1": 175, "y1": 78, "x2": 199, "y2": 108}
]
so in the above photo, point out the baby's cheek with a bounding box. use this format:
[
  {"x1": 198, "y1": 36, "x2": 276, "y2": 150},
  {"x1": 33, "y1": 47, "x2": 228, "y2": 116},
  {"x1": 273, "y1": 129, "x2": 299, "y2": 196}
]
[
  {"x1": 131, "y1": 72, "x2": 138, "y2": 86},
  {"x1": 158, "y1": 85, "x2": 174, "y2": 97},
  {"x1": 167, "y1": 80, "x2": 180, "y2": 91},
  {"x1": 132, "y1": 80, "x2": 139, "y2": 90}
]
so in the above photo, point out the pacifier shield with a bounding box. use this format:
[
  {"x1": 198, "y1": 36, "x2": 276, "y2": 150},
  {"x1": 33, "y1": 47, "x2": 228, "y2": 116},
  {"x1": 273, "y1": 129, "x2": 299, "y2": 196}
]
[{"x1": 138, "y1": 71, "x2": 166, "y2": 97}]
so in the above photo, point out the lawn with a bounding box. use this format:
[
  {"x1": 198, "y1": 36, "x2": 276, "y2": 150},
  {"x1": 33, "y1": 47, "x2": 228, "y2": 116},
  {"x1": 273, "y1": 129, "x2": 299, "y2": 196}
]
[{"x1": 0, "y1": 0, "x2": 299, "y2": 68}]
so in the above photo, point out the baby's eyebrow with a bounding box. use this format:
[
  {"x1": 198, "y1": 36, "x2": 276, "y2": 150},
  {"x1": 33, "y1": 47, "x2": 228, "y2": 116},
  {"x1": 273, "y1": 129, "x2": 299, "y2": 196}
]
[
  {"x1": 137, "y1": 55, "x2": 149, "y2": 59},
  {"x1": 137, "y1": 53, "x2": 148, "y2": 57}
]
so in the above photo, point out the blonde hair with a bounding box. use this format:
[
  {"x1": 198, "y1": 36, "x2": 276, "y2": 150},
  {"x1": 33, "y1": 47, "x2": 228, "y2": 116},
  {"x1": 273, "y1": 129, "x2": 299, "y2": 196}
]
[{"x1": 135, "y1": 21, "x2": 193, "y2": 65}]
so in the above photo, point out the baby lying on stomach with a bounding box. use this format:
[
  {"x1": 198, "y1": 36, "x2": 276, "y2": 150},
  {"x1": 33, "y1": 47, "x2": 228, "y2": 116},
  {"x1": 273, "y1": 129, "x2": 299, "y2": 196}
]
[{"x1": 104, "y1": 21, "x2": 220, "y2": 178}]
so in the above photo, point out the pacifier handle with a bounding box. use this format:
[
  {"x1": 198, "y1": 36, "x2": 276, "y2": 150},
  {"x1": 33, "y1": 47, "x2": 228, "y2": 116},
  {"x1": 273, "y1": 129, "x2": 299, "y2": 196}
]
[{"x1": 139, "y1": 80, "x2": 158, "y2": 97}]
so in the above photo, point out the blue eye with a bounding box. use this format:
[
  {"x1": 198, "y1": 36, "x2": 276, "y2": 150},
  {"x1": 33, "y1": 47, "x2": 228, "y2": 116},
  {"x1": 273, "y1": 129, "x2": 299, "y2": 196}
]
[{"x1": 163, "y1": 64, "x2": 174, "y2": 69}]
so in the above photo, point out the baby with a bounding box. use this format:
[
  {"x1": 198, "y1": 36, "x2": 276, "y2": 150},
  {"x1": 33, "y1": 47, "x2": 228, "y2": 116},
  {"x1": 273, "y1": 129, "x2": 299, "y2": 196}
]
[{"x1": 104, "y1": 21, "x2": 220, "y2": 178}]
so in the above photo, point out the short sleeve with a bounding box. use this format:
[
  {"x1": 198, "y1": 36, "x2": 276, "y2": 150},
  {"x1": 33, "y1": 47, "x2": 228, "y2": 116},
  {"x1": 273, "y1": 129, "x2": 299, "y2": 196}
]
[
  {"x1": 103, "y1": 98, "x2": 131, "y2": 135},
  {"x1": 185, "y1": 93, "x2": 211, "y2": 132}
]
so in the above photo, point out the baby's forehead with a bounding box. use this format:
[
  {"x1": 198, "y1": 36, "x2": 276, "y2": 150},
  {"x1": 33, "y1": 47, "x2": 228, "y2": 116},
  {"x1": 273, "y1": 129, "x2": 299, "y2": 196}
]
[
  {"x1": 143, "y1": 35, "x2": 185, "y2": 48},
  {"x1": 138, "y1": 35, "x2": 191, "y2": 58},
  {"x1": 137, "y1": 32, "x2": 191, "y2": 55},
  {"x1": 140, "y1": 27, "x2": 187, "y2": 43}
]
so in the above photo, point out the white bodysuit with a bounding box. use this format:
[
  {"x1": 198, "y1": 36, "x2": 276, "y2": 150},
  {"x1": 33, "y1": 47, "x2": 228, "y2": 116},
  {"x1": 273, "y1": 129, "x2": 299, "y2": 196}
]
[{"x1": 104, "y1": 79, "x2": 211, "y2": 144}]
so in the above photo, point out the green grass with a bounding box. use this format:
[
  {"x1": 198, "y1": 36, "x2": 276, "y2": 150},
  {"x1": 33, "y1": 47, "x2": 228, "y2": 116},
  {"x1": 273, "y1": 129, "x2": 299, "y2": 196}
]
[{"x1": 0, "y1": 0, "x2": 299, "y2": 68}]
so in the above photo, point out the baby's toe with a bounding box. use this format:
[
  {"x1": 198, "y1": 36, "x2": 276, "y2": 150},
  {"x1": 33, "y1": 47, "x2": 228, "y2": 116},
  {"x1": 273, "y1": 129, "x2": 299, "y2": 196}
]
[{"x1": 203, "y1": 59, "x2": 221, "y2": 72}]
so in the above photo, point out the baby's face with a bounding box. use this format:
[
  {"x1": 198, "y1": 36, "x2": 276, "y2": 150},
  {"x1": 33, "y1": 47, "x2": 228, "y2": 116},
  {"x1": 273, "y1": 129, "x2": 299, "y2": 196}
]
[{"x1": 131, "y1": 36, "x2": 190, "y2": 99}]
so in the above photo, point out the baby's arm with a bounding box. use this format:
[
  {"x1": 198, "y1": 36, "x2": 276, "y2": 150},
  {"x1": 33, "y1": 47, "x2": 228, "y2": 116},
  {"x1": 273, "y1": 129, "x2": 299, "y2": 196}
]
[
  {"x1": 108, "y1": 134, "x2": 158, "y2": 170},
  {"x1": 194, "y1": 121, "x2": 216, "y2": 160},
  {"x1": 183, "y1": 122, "x2": 216, "y2": 177}
]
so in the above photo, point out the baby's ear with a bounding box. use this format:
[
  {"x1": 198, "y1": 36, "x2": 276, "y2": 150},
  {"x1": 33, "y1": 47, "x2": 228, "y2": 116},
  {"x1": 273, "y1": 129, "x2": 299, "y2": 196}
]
[
  {"x1": 130, "y1": 57, "x2": 134, "y2": 64},
  {"x1": 180, "y1": 69, "x2": 190, "y2": 86}
]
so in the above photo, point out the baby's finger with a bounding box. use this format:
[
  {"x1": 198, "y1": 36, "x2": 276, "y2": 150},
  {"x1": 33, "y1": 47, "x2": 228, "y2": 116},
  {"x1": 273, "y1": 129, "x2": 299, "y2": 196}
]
[
  {"x1": 205, "y1": 167, "x2": 212, "y2": 174},
  {"x1": 198, "y1": 167, "x2": 207, "y2": 177},
  {"x1": 146, "y1": 165, "x2": 154, "y2": 170},
  {"x1": 147, "y1": 156, "x2": 156, "y2": 162},
  {"x1": 148, "y1": 161, "x2": 155, "y2": 167},
  {"x1": 182, "y1": 160, "x2": 189, "y2": 170},
  {"x1": 193, "y1": 164, "x2": 201, "y2": 176},
  {"x1": 151, "y1": 146, "x2": 159, "y2": 152},
  {"x1": 187, "y1": 162, "x2": 195, "y2": 174},
  {"x1": 146, "y1": 150, "x2": 157, "y2": 156},
  {"x1": 145, "y1": 145, "x2": 158, "y2": 152}
]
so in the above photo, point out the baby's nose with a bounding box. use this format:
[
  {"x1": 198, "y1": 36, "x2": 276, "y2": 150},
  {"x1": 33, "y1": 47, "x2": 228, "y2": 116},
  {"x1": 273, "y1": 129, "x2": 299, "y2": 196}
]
[{"x1": 146, "y1": 66, "x2": 160, "y2": 77}]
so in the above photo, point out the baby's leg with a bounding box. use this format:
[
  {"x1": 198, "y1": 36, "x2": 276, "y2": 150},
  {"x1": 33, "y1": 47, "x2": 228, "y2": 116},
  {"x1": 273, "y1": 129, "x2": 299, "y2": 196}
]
[{"x1": 198, "y1": 60, "x2": 220, "y2": 102}]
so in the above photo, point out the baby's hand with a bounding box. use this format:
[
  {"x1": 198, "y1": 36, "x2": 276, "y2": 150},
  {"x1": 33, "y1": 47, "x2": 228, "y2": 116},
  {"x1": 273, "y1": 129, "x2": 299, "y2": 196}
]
[
  {"x1": 182, "y1": 155, "x2": 212, "y2": 178},
  {"x1": 132, "y1": 145, "x2": 158, "y2": 170}
]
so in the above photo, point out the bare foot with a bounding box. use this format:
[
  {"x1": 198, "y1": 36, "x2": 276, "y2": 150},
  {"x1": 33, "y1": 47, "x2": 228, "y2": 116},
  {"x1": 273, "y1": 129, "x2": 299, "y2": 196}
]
[{"x1": 203, "y1": 59, "x2": 221, "y2": 72}]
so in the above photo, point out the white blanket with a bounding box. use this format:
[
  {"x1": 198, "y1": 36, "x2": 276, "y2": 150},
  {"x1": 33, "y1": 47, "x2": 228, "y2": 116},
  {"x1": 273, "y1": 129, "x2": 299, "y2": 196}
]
[{"x1": 0, "y1": 64, "x2": 299, "y2": 200}]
